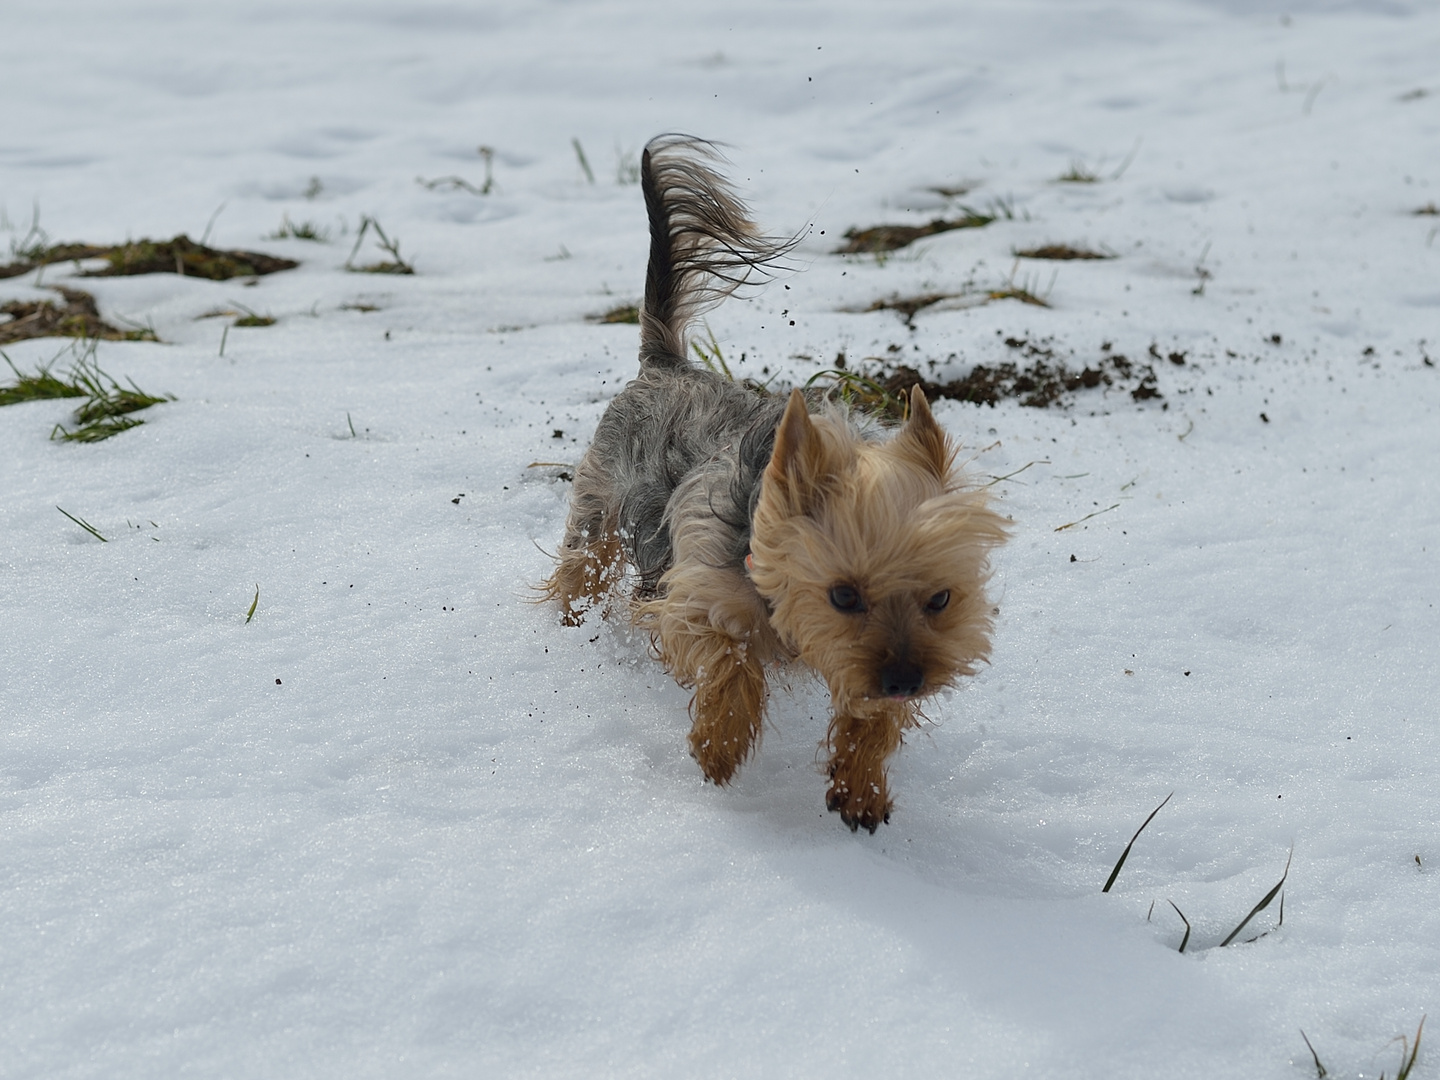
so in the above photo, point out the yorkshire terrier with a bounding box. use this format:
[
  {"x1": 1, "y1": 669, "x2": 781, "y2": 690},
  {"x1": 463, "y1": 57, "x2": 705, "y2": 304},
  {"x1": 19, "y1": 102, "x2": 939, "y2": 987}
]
[{"x1": 544, "y1": 135, "x2": 1008, "y2": 832}]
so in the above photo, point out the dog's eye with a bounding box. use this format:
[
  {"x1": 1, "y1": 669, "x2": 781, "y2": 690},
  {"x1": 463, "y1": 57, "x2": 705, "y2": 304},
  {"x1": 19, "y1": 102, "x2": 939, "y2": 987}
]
[
  {"x1": 925, "y1": 590, "x2": 951, "y2": 613},
  {"x1": 829, "y1": 585, "x2": 865, "y2": 613}
]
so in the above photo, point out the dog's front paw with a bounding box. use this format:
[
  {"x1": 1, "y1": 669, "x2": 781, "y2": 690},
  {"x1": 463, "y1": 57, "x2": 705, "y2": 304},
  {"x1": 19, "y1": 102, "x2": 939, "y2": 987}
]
[
  {"x1": 690, "y1": 732, "x2": 749, "y2": 786},
  {"x1": 825, "y1": 773, "x2": 892, "y2": 834}
]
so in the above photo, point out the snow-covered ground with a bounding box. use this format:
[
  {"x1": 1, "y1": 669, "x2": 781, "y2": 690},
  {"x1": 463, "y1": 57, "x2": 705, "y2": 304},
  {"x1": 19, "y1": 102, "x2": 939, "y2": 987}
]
[{"x1": 2, "y1": 1, "x2": 1438, "y2": 1076}]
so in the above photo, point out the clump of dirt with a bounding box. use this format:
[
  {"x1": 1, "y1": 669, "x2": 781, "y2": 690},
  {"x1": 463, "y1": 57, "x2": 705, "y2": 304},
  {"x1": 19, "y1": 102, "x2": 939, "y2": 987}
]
[
  {"x1": 871, "y1": 337, "x2": 1162, "y2": 411},
  {"x1": 0, "y1": 244, "x2": 112, "y2": 280},
  {"x1": 589, "y1": 303, "x2": 640, "y2": 324},
  {"x1": 85, "y1": 235, "x2": 298, "y2": 279},
  {"x1": 0, "y1": 235, "x2": 298, "y2": 281},
  {"x1": 836, "y1": 212, "x2": 992, "y2": 254},
  {"x1": 858, "y1": 283, "x2": 1050, "y2": 327},
  {"x1": 862, "y1": 292, "x2": 959, "y2": 324},
  {"x1": 0, "y1": 287, "x2": 157, "y2": 345},
  {"x1": 1015, "y1": 244, "x2": 1114, "y2": 261}
]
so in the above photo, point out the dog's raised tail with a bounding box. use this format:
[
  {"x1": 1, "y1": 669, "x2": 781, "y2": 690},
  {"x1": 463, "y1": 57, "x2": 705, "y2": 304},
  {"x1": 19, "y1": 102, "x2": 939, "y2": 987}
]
[{"x1": 639, "y1": 135, "x2": 797, "y2": 370}]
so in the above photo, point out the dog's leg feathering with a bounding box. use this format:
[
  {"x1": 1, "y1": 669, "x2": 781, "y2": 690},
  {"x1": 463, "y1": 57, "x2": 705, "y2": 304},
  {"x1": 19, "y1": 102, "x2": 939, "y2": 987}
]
[{"x1": 541, "y1": 450, "x2": 623, "y2": 626}]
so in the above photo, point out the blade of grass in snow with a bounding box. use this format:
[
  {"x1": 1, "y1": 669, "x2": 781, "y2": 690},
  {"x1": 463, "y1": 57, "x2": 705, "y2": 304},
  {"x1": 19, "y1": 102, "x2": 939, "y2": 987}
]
[
  {"x1": 1055, "y1": 503, "x2": 1120, "y2": 532},
  {"x1": 1219, "y1": 848, "x2": 1293, "y2": 947},
  {"x1": 1168, "y1": 899, "x2": 1191, "y2": 954},
  {"x1": 56, "y1": 506, "x2": 106, "y2": 542},
  {"x1": 1299, "y1": 1030, "x2": 1328, "y2": 1079},
  {"x1": 1102, "y1": 791, "x2": 1174, "y2": 892}
]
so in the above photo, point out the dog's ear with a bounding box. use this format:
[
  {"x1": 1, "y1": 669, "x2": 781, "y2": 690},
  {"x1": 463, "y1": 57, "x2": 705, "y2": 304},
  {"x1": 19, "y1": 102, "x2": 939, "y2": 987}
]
[
  {"x1": 896, "y1": 384, "x2": 952, "y2": 480},
  {"x1": 766, "y1": 388, "x2": 829, "y2": 513}
]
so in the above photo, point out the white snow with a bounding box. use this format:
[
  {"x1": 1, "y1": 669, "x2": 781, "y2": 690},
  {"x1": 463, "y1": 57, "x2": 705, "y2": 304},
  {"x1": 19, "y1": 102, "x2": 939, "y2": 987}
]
[{"x1": 2, "y1": 1, "x2": 1438, "y2": 1077}]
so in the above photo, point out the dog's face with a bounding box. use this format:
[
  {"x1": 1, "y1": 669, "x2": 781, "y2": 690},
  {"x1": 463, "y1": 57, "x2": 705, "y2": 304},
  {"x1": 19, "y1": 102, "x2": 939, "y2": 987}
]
[{"x1": 747, "y1": 388, "x2": 1009, "y2": 716}]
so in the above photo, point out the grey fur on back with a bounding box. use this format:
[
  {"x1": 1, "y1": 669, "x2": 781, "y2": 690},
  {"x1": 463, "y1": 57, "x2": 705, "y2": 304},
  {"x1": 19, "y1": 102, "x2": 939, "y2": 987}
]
[{"x1": 569, "y1": 136, "x2": 797, "y2": 594}]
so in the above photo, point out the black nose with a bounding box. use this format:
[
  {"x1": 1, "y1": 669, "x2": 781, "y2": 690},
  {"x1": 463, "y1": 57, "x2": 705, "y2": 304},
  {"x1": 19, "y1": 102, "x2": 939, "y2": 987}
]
[{"x1": 879, "y1": 661, "x2": 924, "y2": 698}]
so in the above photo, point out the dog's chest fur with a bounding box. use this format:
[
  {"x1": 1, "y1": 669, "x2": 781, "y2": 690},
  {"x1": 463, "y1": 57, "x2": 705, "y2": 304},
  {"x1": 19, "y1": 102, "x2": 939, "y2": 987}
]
[{"x1": 590, "y1": 365, "x2": 786, "y2": 596}]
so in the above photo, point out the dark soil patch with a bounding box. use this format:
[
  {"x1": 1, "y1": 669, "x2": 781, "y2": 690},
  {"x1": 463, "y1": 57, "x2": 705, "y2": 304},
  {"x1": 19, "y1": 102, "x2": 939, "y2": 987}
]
[
  {"x1": 0, "y1": 287, "x2": 158, "y2": 345},
  {"x1": 1015, "y1": 244, "x2": 1114, "y2": 261},
  {"x1": 865, "y1": 337, "x2": 1162, "y2": 412},
  {"x1": 0, "y1": 235, "x2": 297, "y2": 281},
  {"x1": 836, "y1": 213, "x2": 992, "y2": 254},
  {"x1": 1414, "y1": 202, "x2": 1439, "y2": 216},
  {"x1": 85, "y1": 235, "x2": 298, "y2": 279}
]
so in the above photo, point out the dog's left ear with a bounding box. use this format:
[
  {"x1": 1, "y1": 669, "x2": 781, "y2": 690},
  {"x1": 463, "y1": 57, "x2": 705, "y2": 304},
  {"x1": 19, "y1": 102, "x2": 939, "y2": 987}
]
[
  {"x1": 896, "y1": 384, "x2": 952, "y2": 479},
  {"x1": 766, "y1": 387, "x2": 830, "y2": 514}
]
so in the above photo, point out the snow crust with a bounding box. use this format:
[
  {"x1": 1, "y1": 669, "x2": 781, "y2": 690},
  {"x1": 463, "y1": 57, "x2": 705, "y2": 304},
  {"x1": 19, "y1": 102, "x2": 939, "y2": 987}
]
[{"x1": 2, "y1": 1, "x2": 1437, "y2": 1076}]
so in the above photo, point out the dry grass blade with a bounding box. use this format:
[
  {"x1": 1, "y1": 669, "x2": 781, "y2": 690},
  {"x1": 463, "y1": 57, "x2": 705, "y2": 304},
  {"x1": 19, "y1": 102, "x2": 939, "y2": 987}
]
[
  {"x1": 1299, "y1": 1030, "x2": 1328, "y2": 1079},
  {"x1": 346, "y1": 216, "x2": 414, "y2": 274},
  {"x1": 56, "y1": 505, "x2": 107, "y2": 542},
  {"x1": 1219, "y1": 848, "x2": 1293, "y2": 947},
  {"x1": 982, "y1": 459, "x2": 1051, "y2": 488},
  {"x1": 1102, "y1": 791, "x2": 1174, "y2": 892},
  {"x1": 1055, "y1": 503, "x2": 1119, "y2": 532},
  {"x1": 1168, "y1": 900, "x2": 1191, "y2": 953},
  {"x1": 245, "y1": 585, "x2": 259, "y2": 624}
]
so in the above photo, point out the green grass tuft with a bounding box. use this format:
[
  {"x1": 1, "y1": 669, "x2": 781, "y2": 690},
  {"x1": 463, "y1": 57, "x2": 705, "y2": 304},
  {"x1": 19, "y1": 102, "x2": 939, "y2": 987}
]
[
  {"x1": 805, "y1": 368, "x2": 906, "y2": 418},
  {"x1": 7, "y1": 338, "x2": 177, "y2": 443},
  {"x1": 589, "y1": 303, "x2": 640, "y2": 324},
  {"x1": 268, "y1": 214, "x2": 331, "y2": 241},
  {"x1": 0, "y1": 351, "x2": 86, "y2": 404},
  {"x1": 690, "y1": 324, "x2": 733, "y2": 380}
]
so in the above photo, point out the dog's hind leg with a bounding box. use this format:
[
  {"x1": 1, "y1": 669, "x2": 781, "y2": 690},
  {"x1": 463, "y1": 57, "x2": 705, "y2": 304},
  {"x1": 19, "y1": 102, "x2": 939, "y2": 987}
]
[
  {"x1": 824, "y1": 704, "x2": 916, "y2": 833},
  {"x1": 542, "y1": 454, "x2": 623, "y2": 626}
]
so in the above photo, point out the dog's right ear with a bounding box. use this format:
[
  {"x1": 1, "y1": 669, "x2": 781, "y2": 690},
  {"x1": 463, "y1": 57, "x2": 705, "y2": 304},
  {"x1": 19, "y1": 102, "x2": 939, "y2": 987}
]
[{"x1": 765, "y1": 388, "x2": 828, "y2": 514}]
